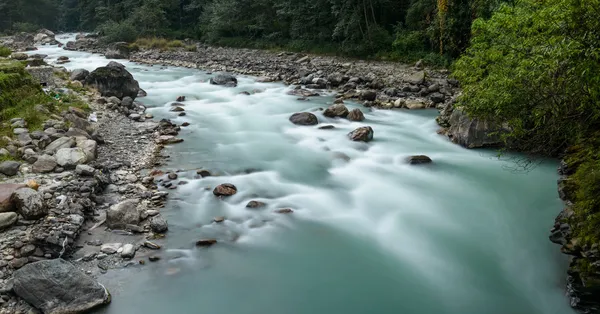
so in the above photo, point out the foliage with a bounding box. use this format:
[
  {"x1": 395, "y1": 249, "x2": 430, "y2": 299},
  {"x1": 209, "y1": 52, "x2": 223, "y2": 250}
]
[
  {"x1": 452, "y1": 0, "x2": 600, "y2": 156},
  {"x1": 0, "y1": 46, "x2": 11, "y2": 57},
  {"x1": 97, "y1": 20, "x2": 138, "y2": 43}
]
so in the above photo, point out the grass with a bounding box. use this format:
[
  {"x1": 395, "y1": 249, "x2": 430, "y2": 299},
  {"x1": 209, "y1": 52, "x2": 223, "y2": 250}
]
[
  {"x1": 132, "y1": 38, "x2": 185, "y2": 51},
  {"x1": 0, "y1": 46, "x2": 11, "y2": 57}
]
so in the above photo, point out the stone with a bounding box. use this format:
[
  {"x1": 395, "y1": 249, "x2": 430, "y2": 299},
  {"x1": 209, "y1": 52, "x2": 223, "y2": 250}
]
[
  {"x1": 70, "y1": 69, "x2": 89, "y2": 81},
  {"x1": 170, "y1": 106, "x2": 185, "y2": 112},
  {"x1": 214, "y1": 216, "x2": 225, "y2": 223},
  {"x1": 196, "y1": 169, "x2": 211, "y2": 177},
  {"x1": 106, "y1": 199, "x2": 141, "y2": 228},
  {"x1": 129, "y1": 113, "x2": 141, "y2": 121},
  {"x1": 405, "y1": 99, "x2": 427, "y2": 110},
  {"x1": 55, "y1": 147, "x2": 87, "y2": 169},
  {"x1": 246, "y1": 200, "x2": 266, "y2": 209},
  {"x1": 167, "y1": 173, "x2": 178, "y2": 180},
  {"x1": 318, "y1": 125, "x2": 335, "y2": 130},
  {"x1": 430, "y1": 92, "x2": 445, "y2": 104},
  {"x1": 44, "y1": 137, "x2": 75, "y2": 154},
  {"x1": 406, "y1": 71, "x2": 425, "y2": 85},
  {"x1": 77, "y1": 139, "x2": 97, "y2": 162},
  {"x1": 65, "y1": 113, "x2": 95, "y2": 135},
  {"x1": 121, "y1": 244, "x2": 135, "y2": 259},
  {"x1": 406, "y1": 155, "x2": 433, "y2": 165},
  {"x1": 213, "y1": 183, "x2": 237, "y2": 197},
  {"x1": 0, "y1": 212, "x2": 17, "y2": 230},
  {"x1": 85, "y1": 63, "x2": 140, "y2": 99},
  {"x1": 0, "y1": 184, "x2": 26, "y2": 213},
  {"x1": 348, "y1": 126, "x2": 374, "y2": 142},
  {"x1": 121, "y1": 96, "x2": 134, "y2": 108},
  {"x1": 32, "y1": 155, "x2": 57, "y2": 173},
  {"x1": 13, "y1": 127, "x2": 28, "y2": 135},
  {"x1": 143, "y1": 241, "x2": 161, "y2": 250},
  {"x1": 10, "y1": 257, "x2": 28, "y2": 269},
  {"x1": 100, "y1": 243, "x2": 122, "y2": 254},
  {"x1": 289, "y1": 112, "x2": 318, "y2": 126},
  {"x1": 195, "y1": 239, "x2": 217, "y2": 247},
  {"x1": 209, "y1": 74, "x2": 237, "y2": 87},
  {"x1": 76, "y1": 164, "x2": 95, "y2": 176},
  {"x1": 347, "y1": 109, "x2": 365, "y2": 121},
  {"x1": 176, "y1": 96, "x2": 185, "y2": 101},
  {"x1": 149, "y1": 256, "x2": 161, "y2": 262},
  {"x1": 360, "y1": 90, "x2": 377, "y2": 101},
  {"x1": 287, "y1": 88, "x2": 319, "y2": 97},
  {"x1": 323, "y1": 104, "x2": 349, "y2": 118},
  {"x1": 446, "y1": 108, "x2": 506, "y2": 148},
  {"x1": 0, "y1": 161, "x2": 20, "y2": 176},
  {"x1": 11, "y1": 188, "x2": 47, "y2": 219},
  {"x1": 150, "y1": 215, "x2": 168, "y2": 233},
  {"x1": 20, "y1": 244, "x2": 36, "y2": 257},
  {"x1": 156, "y1": 135, "x2": 184, "y2": 145},
  {"x1": 275, "y1": 208, "x2": 294, "y2": 214}
]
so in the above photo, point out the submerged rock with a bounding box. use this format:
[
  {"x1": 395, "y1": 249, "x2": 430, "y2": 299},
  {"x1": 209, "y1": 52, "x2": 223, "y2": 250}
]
[
  {"x1": 209, "y1": 74, "x2": 237, "y2": 87},
  {"x1": 13, "y1": 259, "x2": 111, "y2": 313},
  {"x1": 289, "y1": 112, "x2": 318, "y2": 126},
  {"x1": 348, "y1": 126, "x2": 374, "y2": 142},
  {"x1": 406, "y1": 155, "x2": 433, "y2": 165},
  {"x1": 196, "y1": 239, "x2": 217, "y2": 247},
  {"x1": 246, "y1": 200, "x2": 266, "y2": 209}
]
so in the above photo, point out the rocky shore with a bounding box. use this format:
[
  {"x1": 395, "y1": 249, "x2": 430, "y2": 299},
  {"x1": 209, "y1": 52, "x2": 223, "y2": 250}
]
[{"x1": 0, "y1": 31, "x2": 189, "y2": 313}]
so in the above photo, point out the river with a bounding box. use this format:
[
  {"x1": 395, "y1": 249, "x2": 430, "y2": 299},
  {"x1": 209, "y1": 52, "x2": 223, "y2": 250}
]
[{"x1": 29, "y1": 34, "x2": 574, "y2": 314}]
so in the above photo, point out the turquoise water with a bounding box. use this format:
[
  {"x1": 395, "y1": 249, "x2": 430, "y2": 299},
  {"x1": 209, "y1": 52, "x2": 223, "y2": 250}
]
[{"x1": 30, "y1": 35, "x2": 573, "y2": 314}]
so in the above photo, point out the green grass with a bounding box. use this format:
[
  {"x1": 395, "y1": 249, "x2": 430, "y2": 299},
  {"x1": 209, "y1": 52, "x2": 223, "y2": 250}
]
[
  {"x1": 133, "y1": 38, "x2": 185, "y2": 51},
  {"x1": 0, "y1": 46, "x2": 11, "y2": 58}
]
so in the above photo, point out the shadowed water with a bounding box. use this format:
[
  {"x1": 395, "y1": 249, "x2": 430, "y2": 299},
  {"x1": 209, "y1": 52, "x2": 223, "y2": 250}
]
[{"x1": 27, "y1": 34, "x2": 574, "y2": 314}]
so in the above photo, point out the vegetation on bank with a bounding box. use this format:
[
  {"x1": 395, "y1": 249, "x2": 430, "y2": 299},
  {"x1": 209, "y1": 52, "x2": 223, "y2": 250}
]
[
  {"x1": 453, "y1": 0, "x2": 600, "y2": 278},
  {"x1": 0, "y1": 57, "x2": 89, "y2": 152}
]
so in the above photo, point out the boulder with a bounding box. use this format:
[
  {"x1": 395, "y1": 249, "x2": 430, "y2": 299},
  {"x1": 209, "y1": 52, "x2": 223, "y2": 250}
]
[
  {"x1": 323, "y1": 104, "x2": 349, "y2": 118},
  {"x1": 213, "y1": 183, "x2": 237, "y2": 197},
  {"x1": 77, "y1": 139, "x2": 97, "y2": 162},
  {"x1": 32, "y1": 155, "x2": 57, "y2": 173},
  {"x1": 446, "y1": 108, "x2": 506, "y2": 148},
  {"x1": 430, "y1": 93, "x2": 445, "y2": 104},
  {"x1": 209, "y1": 74, "x2": 237, "y2": 87},
  {"x1": 70, "y1": 68, "x2": 89, "y2": 81},
  {"x1": 405, "y1": 99, "x2": 427, "y2": 110},
  {"x1": 104, "y1": 42, "x2": 130, "y2": 59},
  {"x1": 289, "y1": 112, "x2": 318, "y2": 126},
  {"x1": 11, "y1": 188, "x2": 46, "y2": 220},
  {"x1": 121, "y1": 96, "x2": 134, "y2": 108},
  {"x1": 0, "y1": 184, "x2": 26, "y2": 213},
  {"x1": 106, "y1": 199, "x2": 141, "y2": 228},
  {"x1": 85, "y1": 63, "x2": 140, "y2": 99},
  {"x1": 347, "y1": 109, "x2": 365, "y2": 121},
  {"x1": 55, "y1": 147, "x2": 87, "y2": 168},
  {"x1": 76, "y1": 164, "x2": 96, "y2": 176},
  {"x1": 150, "y1": 215, "x2": 168, "y2": 233},
  {"x1": 121, "y1": 244, "x2": 135, "y2": 258},
  {"x1": 13, "y1": 259, "x2": 111, "y2": 313},
  {"x1": 196, "y1": 239, "x2": 217, "y2": 247},
  {"x1": 405, "y1": 71, "x2": 425, "y2": 85},
  {"x1": 406, "y1": 155, "x2": 433, "y2": 165},
  {"x1": 360, "y1": 90, "x2": 377, "y2": 101},
  {"x1": 0, "y1": 161, "x2": 20, "y2": 176},
  {"x1": 246, "y1": 200, "x2": 266, "y2": 209},
  {"x1": 44, "y1": 137, "x2": 75, "y2": 154},
  {"x1": 0, "y1": 212, "x2": 17, "y2": 230},
  {"x1": 11, "y1": 52, "x2": 28, "y2": 60},
  {"x1": 348, "y1": 126, "x2": 374, "y2": 142}
]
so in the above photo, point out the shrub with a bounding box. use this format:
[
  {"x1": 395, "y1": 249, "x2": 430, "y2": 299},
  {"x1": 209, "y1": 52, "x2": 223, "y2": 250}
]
[
  {"x1": 0, "y1": 46, "x2": 11, "y2": 58},
  {"x1": 97, "y1": 20, "x2": 138, "y2": 43}
]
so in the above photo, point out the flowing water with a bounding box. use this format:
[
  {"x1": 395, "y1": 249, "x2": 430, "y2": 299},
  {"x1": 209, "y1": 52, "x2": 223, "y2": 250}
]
[{"x1": 29, "y1": 35, "x2": 574, "y2": 314}]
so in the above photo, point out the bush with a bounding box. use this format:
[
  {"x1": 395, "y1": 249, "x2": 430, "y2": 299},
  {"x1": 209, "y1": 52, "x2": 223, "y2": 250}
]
[
  {"x1": 97, "y1": 20, "x2": 138, "y2": 43},
  {"x1": 11, "y1": 22, "x2": 39, "y2": 34},
  {"x1": 0, "y1": 46, "x2": 11, "y2": 58}
]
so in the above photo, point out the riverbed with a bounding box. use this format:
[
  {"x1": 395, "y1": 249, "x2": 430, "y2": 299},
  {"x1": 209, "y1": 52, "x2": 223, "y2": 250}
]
[{"x1": 30, "y1": 34, "x2": 574, "y2": 314}]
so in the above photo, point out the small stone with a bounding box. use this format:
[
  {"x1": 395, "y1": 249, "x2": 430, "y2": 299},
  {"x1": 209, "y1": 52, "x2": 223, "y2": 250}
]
[
  {"x1": 246, "y1": 201, "x2": 266, "y2": 209},
  {"x1": 347, "y1": 109, "x2": 365, "y2": 121},
  {"x1": 121, "y1": 244, "x2": 135, "y2": 259},
  {"x1": 213, "y1": 216, "x2": 225, "y2": 223},
  {"x1": 9, "y1": 257, "x2": 28, "y2": 269},
  {"x1": 275, "y1": 208, "x2": 294, "y2": 214},
  {"x1": 196, "y1": 169, "x2": 211, "y2": 177},
  {"x1": 195, "y1": 239, "x2": 217, "y2": 247},
  {"x1": 167, "y1": 173, "x2": 178, "y2": 180},
  {"x1": 20, "y1": 244, "x2": 36, "y2": 257},
  {"x1": 0, "y1": 212, "x2": 18, "y2": 230},
  {"x1": 143, "y1": 241, "x2": 161, "y2": 250},
  {"x1": 348, "y1": 126, "x2": 374, "y2": 142},
  {"x1": 176, "y1": 96, "x2": 185, "y2": 102},
  {"x1": 406, "y1": 155, "x2": 433, "y2": 165},
  {"x1": 181, "y1": 122, "x2": 190, "y2": 127},
  {"x1": 149, "y1": 256, "x2": 161, "y2": 262},
  {"x1": 145, "y1": 210, "x2": 159, "y2": 217},
  {"x1": 170, "y1": 106, "x2": 185, "y2": 112},
  {"x1": 318, "y1": 125, "x2": 335, "y2": 130}
]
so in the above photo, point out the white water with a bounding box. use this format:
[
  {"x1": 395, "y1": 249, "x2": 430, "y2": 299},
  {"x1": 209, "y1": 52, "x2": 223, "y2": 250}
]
[{"x1": 29, "y1": 34, "x2": 574, "y2": 314}]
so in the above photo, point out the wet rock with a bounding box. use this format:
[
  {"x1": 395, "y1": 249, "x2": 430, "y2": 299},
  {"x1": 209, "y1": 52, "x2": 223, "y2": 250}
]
[
  {"x1": 121, "y1": 244, "x2": 136, "y2": 259},
  {"x1": 167, "y1": 173, "x2": 178, "y2": 180},
  {"x1": 213, "y1": 183, "x2": 237, "y2": 197},
  {"x1": 11, "y1": 188, "x2": 46, "y2": 220},
  {"x1": 246, "y1": 200, "x2": 266, "y2": 209},
  {"x1": 287, "y1": 88, "x2": 319, "y2": 97},
  {"x1": 0, "y1": 161, "x2": 21, "y2": 176},
  {"x1": 209, "y1": 74, "x2": 237, "y2": 87},
  {"x1": 197, "y1": 169, "x2": 211, "y2": 177},
  {"x1": 150, "y1": 215, "x2": 168, "y2": 233},
  {"x1": 85, "y1": 63, "x2": 140, "y2": 99},
  {"x1": 348, "y1": 126, "x2": 374, "y2": 142},
  {"x1": 323, "y1": 104, "x2": 349, "y2": 118},
  {"x1": 176, "y1": 96, "x2": 185, "y2": 101},
  {"x1": 137, "y1": 88, "x2": 147, "y2": 98},
  {"x1": 105, "y1": 42, "x2": 131, "y2": 59},
  {"x1": 143, "y1": 241, "x2": 161, "y2": 250},
  {"x1": 106, "y1": 199, "x2": 141, "y2": 228},
  {"x1": 289, "y1": 112, "x2": 318, "y2": 126},
  {"x1": 149, "y1": 256, "x2": 161, "y2": 262},
  {"x1": 275, "y1": 208, "x2": 294, "y2": 214},
  {"x1": 156, "y1": 135, "x2": 184, "y2": 145},
  {"x1": 196, "y1": 239, "x2": 217, "y2": 247},
  {"x1": 70, "y1": 68, "x2": 89, "y2": 81},
  {"x1": 347, "y1": 109, "x2": 365, "y2": 121},
  {"x1": 406, "y1": 155, "x2": 432, "y2": 165},
  {"x1": 55, "y1": 147, "x2": 87, "y2": 169},
  {"x1": 318, "y1": 125, "x2": 335, "y2": 130},
  {"x1": 0, "y1": 212, "x2": 17, "y2": 230},
  {"x1": 32, "y1": 155, "x2": 57, "y2": 173},
  {"x1": 446, "y1": 108, "x2": 506, "y2": 148},
  {"x1": 170, "y1": 106, "x2": 185, "y2": 112}
]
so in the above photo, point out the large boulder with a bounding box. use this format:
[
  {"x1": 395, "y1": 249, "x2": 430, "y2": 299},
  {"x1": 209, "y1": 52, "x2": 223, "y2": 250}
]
[
  {"x1": 104, "y1": 42, "x2": 131, "y2": 59},
  {"x1": 70, "y1": 69, "x2": 89, "y2": 81},
  {"x1": 13, "y1": 259, "x2": 111, "y2": 313},
  {"x1": 348, "y1": 126, "x2": 374, "y2": 142},
  {"x1": 0, "y1": 161, "x2": 21, "y2": 176},
  {"x1": 11, "y1": 188, "x2": 47, "y2": 220},
  {"x1": 106, "y1": 199, "x2": 141, "y2": 228},
  {"x1": 446, "y1": 108, "x2": 506, "y2": 148},
  {"x1": 44, "y1": 137, "x2": 75, "y2": 155},
  {"x1": 55, "y1": 148, "x2": 87, "y2": 169},
  {"x1": 32, "y1": 155, "x2": 57, "y2": 173},
  {"x1": 85, "y1": 63, "x2": 140, "y2": 99},
  {"x1": 323, "y1": 104, "x2": 349, "y2": 118},
  {"x1": 209, "y1": 74, "x2": 237, "y2": 87},
  {"x1": 289, "y1": 112, "x2": 318, "y2": 126},
  {"x1": 0, "y1": 184, "x2": 26, "y2": 213}
]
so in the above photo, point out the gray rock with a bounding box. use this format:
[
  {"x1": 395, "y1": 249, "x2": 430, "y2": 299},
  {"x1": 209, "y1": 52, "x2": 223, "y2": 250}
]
[
  {"x1": 348, "y1": 126, "x2": 374, "y2": 142},
  {"x1": 100, "y1": 243, "x2": 122, "y2": 254},
  {"x1": 360, "y1": 90, "x2": 377, "y2": 101},
  {"x1": 209, "y1": 74, "x2": 237, "y2": 87},
  {"x1": 44, "y1": 137, "x2": 75, "y2": 154},
  {"x1": 150, "y1": 215, "x2": 168, "y2": 233},
  {"x1": 65, "y1": 113, "x2": 95, "y2": 134},
  {"x1": 406, "y1": 155, "x2": 433, "y2": 165},
  {"x1": 0, "y1": 212, "x2": 17, "y2": 230},
  {"x1": 70, "y1": 68, "x2": 89, "y2": 81},
  {"x1": 129, "y1": 113, "x2": 141, "y2": 121},
  {"x1": 85, "y1": 64, "x2": 140, "y2": 99},
  {"x1": 55, "y1": 147, "x2": 87, "y2": 169},
  {"x1": 0, "y1": 161, "x2": 20, "y2": 176},
  {"x1": 323, "y1": 104, "x2": 349, "y2": 118},
  {"x1": 13, "y1": 259, "x2": 111, "y2": 313},
  {"x1": 17, "y1": 132, "x2": 32, "y2": 146},
  {"x1": 406, "y1": 71, "x2": 425, "y2": 85},
  {"x1": 75, "y1": 164, "x2": 95, "y2": 176},
  {"x1": 77, "y1": 139, "x2": 97, "y2": 162},
  {"x1": 65, "y1": 127, "x2": 90, "y2": 138},
  {"x1": 121, "y1": 96, "x2": 134, "y2": 108},
  {"x1": 446, "y1": 108, "x2": 506, "y2": 148},
  {"x1": 11, "y1": 188, "x2": 46, "y2": 220},
  {"x1": 429, "y1": 92, "x2": 445, "y2": 104},
  {"x1": 121, "y1": 244, "x2": 135, "y2": 258},
  {"x1": 289, "y1": 112, "x2": 318, "y2": 126},
  {"x1": 106, "y1": 199, "x2": 141, "y2": 228},
  {"x1": 347, "y1": 109, "x2": 365, "y2": 121},
  {"x1": 32, "y1": 155, "x2": 57, "y2": 173}
]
